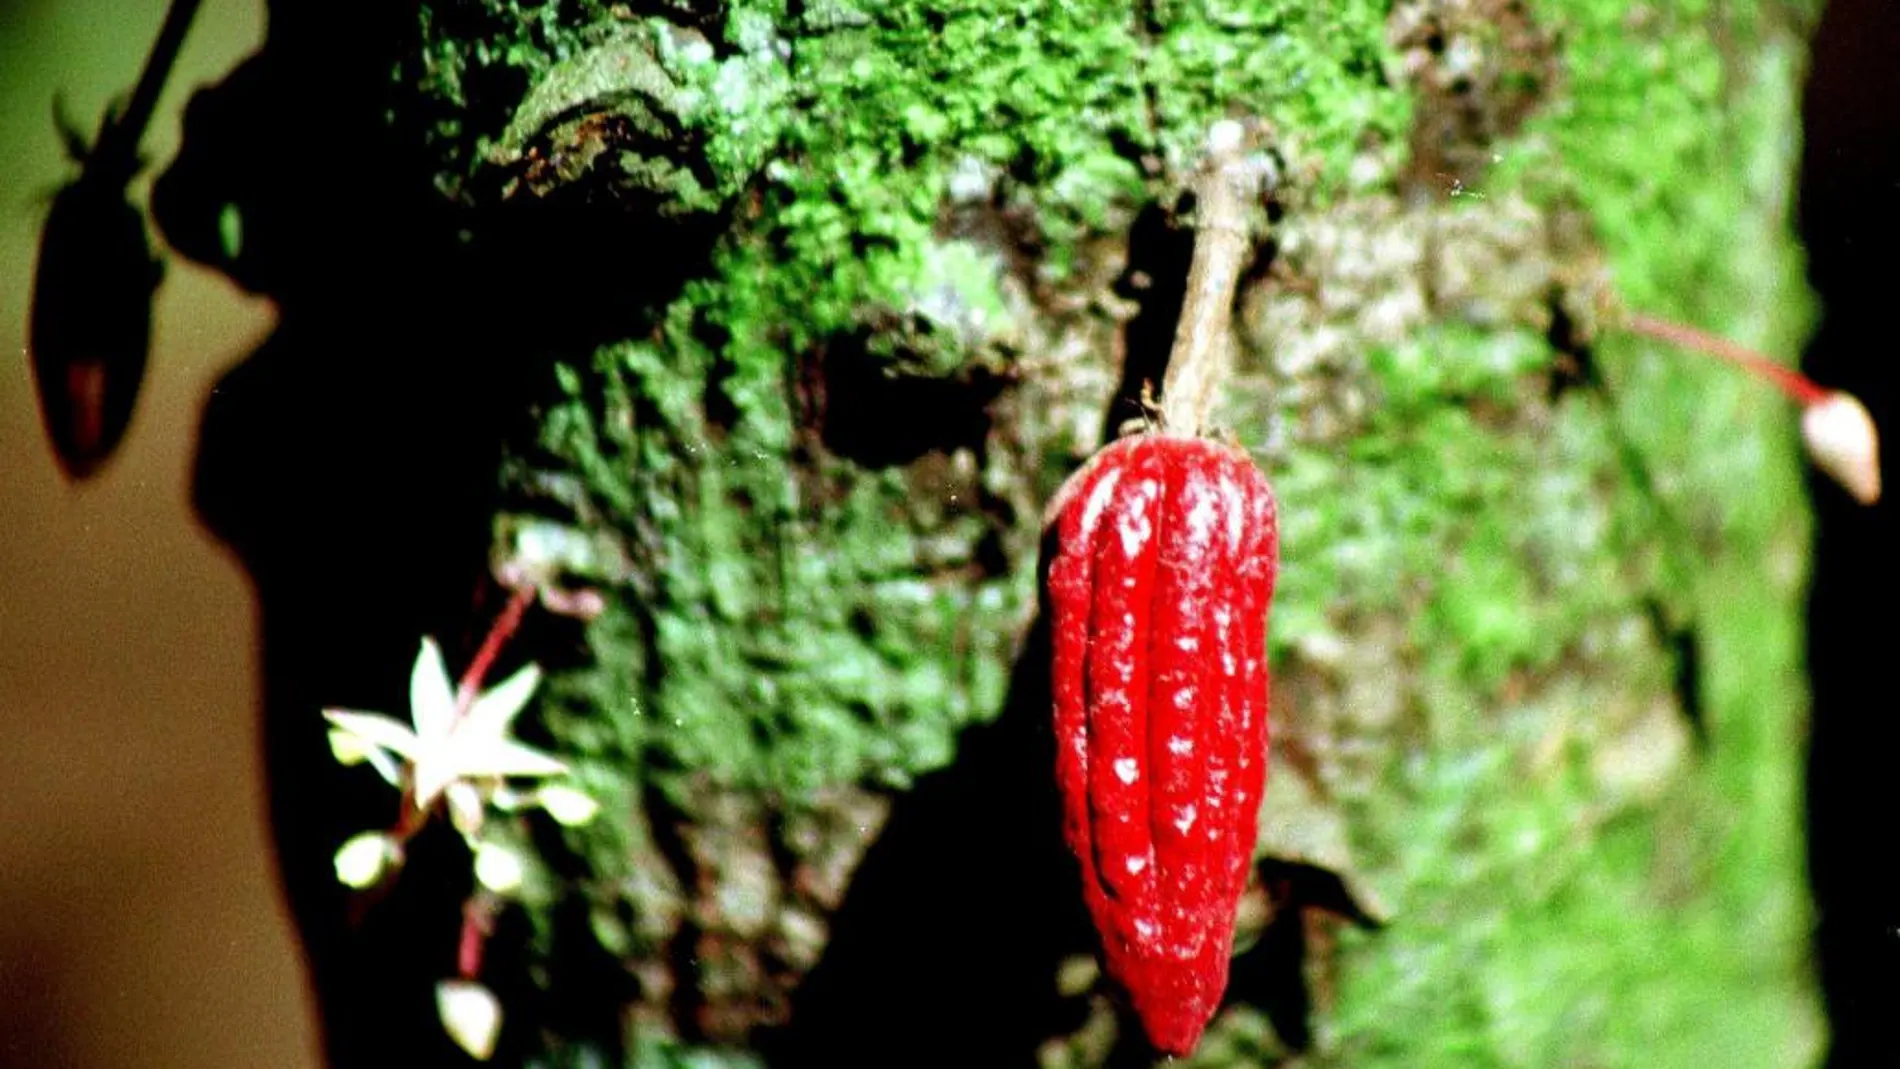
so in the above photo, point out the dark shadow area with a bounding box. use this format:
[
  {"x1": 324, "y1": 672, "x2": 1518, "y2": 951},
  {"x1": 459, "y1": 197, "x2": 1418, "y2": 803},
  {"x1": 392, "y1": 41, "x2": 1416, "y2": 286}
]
[
  {"x1": 158, "y1": 11, "x2": 506, "y2": 1068},
  {"x1": 1222, "y1": 859, "x2": 1386, "y2": 1057},
  {"x1": 24, "y1": 0, "x2": 186, "y2": 479},
  {"x1": 0, "y1": 932, "x2": 80, "y2": 1069},
  {"x1": 1800, "y1": 2, "x2": 1900, "y2": 1067},
  {"x1": 1642, "y1": 598, "x2": 1707, "y2": 747},
  {"x1": 815, "y1": 329, "x2": 1012, "y2": 469},
  {"x1": 1103, "y1": 202, "x2": 1196, "y2": 441},
  {"x1": 763, "y1": 614, "x2": 1099, "y2": 1068},
  {"x1": 768, "y1": 523, "x2": 1356, "y2": 1068},
  {"x1": 643, "y1": 779, "x2": 718, "y2": 1046},
  {"x1": 1226, "y1": 897, "x2": 1314, "y2": 1054},
  {"x1": 28, "y1": 162, "x2": 159, "y2": 479},
  {"x1": 143, "y1": 3, "x2": 710, "y2": 1065}
]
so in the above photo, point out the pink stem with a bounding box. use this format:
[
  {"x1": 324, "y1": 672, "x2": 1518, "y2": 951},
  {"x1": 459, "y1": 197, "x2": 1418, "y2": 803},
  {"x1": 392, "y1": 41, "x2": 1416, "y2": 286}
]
[
  {"x1": 455, "y1": 585, "x2": 536, "y2": 714},
  {"x1": 1624, "y1": 312, "x2": 1828, "y2": 406},
  {"x1": 392, "y1": 793, "x2": 430, "y2": 841},
  {"x1": 457, "y1": 894, "x2": 498, "y2": 979}
]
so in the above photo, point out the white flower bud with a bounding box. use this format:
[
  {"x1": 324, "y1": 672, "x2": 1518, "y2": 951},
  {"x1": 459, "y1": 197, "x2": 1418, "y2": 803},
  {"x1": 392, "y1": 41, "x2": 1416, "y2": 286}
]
[
  {"x1": 472, "y1": 841, "x2": 525, "y2": 895},
  {"x1": 447, "y1": 782, "x2": 486, "y2": 837},
  {"x1": 536, "y1": 784, "x2": 602, "y2": 826},
  {"x1": 327, "y1": 728, "x2": 371, "y2": 766},
  {"x1": 333, "y1": 832, "x2": 399, "y2": 889},
  {"x1": 1802, "y1": 391, "x2": 1882, "y2": 505},
  {"x1": 436, "y1": 979, "x2": 502, "y2": 1061}
]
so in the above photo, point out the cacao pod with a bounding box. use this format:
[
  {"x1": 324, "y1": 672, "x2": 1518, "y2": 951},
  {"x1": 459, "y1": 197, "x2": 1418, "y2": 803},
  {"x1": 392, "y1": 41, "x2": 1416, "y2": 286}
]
[{"x1": 1045, "y1": 433, "x2": 1279, "y2": 1055}]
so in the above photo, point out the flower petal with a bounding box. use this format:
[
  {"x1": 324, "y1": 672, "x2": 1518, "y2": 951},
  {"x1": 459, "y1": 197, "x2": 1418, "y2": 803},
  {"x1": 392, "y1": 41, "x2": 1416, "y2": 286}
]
[
  {"x1": 411, "y1": 637, "x2": 458, "y2": 744},
  {"x1": 453, "y1": 736, "x2": 569, "y2": 782},
  {"x1": 328, "y1": 728, "x2": 371, "y2": 766},
  {"x1": 461, "y1": 662, "x2": 543, "y2": 740},
  {"x1": 446, "y1": 781, "x2": 486, "y2": 836},
  {"x1": 362, "y1": 746, "x2": 404, "y2": 787},
  {"x1": 323, "y1": 710, "x2": 421, "y2": 761},
  {"x1": 413, "y1": 753, "x2": 457, "y2": 812}
]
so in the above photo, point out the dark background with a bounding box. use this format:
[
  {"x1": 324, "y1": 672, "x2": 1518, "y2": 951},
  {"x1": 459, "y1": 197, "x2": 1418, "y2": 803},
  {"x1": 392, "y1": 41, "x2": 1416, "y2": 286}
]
[
  {"x1": 0, "y1": 0, "x2": 1893, "y2": 1066},
  {"x1": 1798, "y1": 2, "x2": 1900, "y2": 1067}
]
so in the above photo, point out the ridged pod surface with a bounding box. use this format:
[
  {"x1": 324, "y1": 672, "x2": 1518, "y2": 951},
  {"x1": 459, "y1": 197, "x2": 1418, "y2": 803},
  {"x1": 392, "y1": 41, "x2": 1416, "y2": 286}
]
[{"x1": 1045, "y1": 433, "x2": 1279, "y2": 1056}]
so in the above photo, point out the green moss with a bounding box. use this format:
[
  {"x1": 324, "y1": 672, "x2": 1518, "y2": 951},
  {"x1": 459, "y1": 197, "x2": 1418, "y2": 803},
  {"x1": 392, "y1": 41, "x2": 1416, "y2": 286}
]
[
  {"x1": 1264, "y1": 3, "x2": 1824, "y2": 1066},
  {"x1": 471, "y1": 0, "x2": 1410, "y2": 806},
  {"x1": 421, "y1": 0, "x2": 1819, "y2": 1064},
  {"x1": 758, "y1": 0, "x2": 1403, "y2": 313},
  {"x1": 418, "y1": 0, "x2": 1406, "y2": 321},
  {"x1": 531, "y1": 283, "x2": 1024, "y2": 800}
]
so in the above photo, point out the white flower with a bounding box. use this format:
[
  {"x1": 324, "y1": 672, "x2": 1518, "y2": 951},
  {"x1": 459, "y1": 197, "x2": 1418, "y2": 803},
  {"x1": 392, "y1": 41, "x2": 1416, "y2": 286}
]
[{"x1": 324, "y1": 638, "x2": 569, "y2": 817}]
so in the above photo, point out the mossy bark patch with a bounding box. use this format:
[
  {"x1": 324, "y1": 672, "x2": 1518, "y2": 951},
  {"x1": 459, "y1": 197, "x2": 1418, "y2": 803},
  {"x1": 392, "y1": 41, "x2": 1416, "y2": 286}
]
[{"x1": 390, "y1": 0, "x2": 1826, "y2": 1065}]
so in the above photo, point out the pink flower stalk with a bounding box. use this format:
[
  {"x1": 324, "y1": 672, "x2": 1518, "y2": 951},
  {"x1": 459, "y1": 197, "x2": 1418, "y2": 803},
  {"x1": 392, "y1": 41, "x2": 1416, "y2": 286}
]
[{"x1": 1624, "y1": 313, "x2": 1882, "y2": 505}]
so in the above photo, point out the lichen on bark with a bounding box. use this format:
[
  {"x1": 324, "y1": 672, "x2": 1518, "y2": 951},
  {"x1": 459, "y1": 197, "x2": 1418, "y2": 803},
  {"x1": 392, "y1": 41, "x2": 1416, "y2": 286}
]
[{"x1": 397, "y1": 0, "x2": 1824, "y2": 1065}]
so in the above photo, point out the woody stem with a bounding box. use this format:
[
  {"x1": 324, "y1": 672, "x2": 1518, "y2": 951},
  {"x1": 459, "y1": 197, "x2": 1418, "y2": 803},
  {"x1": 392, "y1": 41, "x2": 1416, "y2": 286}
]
[
  {"x1": 1158, "y1": 130, "x2": 1259, "y2": 437},
  {"x1": 1623, "y1": 312, "x2": 1827, "y2": 406}
]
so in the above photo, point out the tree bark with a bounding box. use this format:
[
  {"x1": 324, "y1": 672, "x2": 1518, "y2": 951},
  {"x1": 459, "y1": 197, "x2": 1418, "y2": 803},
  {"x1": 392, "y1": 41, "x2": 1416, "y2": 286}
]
[{"x1": 163, "y1": 0, "x2": 1825, "y2": 1065}]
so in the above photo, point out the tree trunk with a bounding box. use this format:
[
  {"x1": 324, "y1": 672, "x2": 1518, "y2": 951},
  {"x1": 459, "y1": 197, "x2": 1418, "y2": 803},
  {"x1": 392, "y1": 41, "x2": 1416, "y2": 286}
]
[{"x1": 161, "y1": 0, "x2": 1824, "y2": 1065}]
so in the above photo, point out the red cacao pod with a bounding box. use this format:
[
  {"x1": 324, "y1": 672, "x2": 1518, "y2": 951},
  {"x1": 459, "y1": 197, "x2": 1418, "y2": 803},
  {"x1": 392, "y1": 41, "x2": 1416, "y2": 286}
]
[{"x1": 1046, "y1": 433, "x2": 1279, "y2": 1056}]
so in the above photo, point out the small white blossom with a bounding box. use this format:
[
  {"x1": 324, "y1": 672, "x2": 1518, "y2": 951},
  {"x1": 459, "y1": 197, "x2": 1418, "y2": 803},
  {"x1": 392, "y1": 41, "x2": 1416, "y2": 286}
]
[{"x1": 323, "y1": 638, "x2": 569, "y2": 814}]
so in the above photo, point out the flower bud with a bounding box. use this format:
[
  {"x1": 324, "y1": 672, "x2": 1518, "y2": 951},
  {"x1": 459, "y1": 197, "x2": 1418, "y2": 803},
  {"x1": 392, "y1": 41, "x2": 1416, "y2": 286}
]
[
  {"x1": 472, "y1": 841, "x2": 525, "y2": 895},
  {"x1": 333, "y1": 832, "x2": 400, "y2": 889},
  {"x1": 436, "y1": 979, "x2": 502, "y2": 1061},
  {"x1": 1802, "y1": 391, "x2": 1882, "y2": 505}
]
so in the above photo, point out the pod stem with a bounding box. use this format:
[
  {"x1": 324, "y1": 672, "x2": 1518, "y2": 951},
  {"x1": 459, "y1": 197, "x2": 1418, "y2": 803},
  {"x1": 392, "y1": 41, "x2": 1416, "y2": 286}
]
[
  {"x1": 458, "y1": 893, "x2": 500, "y2": 979},
  {"x1": 1158, "y1": 124, "x2": 1261, "y2": 437},
  {"x1": 1623, "y1": 312, "x2": 1828, "y2": 407},
  {"x1": 1623, "y1": 311, "x2": 1882, "y2": 505},
  {"x1": 89, "y1": 0, "x2": 203, "y2": 176}
]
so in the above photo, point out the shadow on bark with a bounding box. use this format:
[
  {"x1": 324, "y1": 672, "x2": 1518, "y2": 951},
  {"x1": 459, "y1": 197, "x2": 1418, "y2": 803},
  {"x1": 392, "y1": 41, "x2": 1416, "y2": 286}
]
[
  {"x1": 762, "y1": 615, "x2": 1095, "y2": 1067},
  {"x1": 148, "y1": 9, "x2": 692, "y2": 1065},
  {"x1": 153, "y1": 6, "x2": 1354, "y2": 1066}
]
